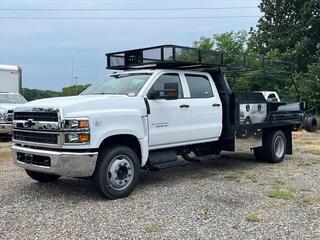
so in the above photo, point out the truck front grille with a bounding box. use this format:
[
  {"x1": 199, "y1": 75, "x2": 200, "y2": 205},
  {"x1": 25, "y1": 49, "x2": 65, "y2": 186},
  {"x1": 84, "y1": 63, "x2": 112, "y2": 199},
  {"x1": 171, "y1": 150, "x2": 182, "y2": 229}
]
[
  {"x1": 14, "y1": 112, "x2": 58, "y2": 122},
  {"x1": 13, "y1": 131, "x2": 58, "y2": 145}
]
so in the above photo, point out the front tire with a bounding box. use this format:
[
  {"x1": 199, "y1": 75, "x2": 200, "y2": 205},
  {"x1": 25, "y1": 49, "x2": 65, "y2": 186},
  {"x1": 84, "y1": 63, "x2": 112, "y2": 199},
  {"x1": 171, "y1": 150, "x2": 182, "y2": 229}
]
[
  {"x1": 93, "y1": 145, "x2": 140, "y2": 199},
  {"x1": 25, "y1": 170, "x2": 60, "y2": 182},
  {"x1": 263, "y1": 130, "x2": 287, "y2": 163}
]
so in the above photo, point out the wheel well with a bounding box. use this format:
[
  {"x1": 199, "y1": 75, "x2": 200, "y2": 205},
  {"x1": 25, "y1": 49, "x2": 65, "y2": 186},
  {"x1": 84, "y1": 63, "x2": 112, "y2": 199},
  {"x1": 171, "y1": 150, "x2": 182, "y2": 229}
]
[{"x1": 99, "y1": 134, "x2": 142, "y2": 163}]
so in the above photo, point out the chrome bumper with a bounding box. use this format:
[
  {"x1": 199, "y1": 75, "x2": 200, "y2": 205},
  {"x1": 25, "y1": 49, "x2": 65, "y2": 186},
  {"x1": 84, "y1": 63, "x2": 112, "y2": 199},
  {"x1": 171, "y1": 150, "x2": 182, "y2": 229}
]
[
  {"x1": 12, "y1": 144, "x2": 98, "y2": 177},
  {"x1": 0, "y1": 123, "x2": 12, "y2": 134}
]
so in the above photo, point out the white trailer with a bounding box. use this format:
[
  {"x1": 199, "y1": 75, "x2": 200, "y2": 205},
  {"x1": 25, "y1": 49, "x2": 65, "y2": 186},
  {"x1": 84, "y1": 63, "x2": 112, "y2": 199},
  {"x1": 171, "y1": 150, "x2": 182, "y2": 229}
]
[{"x1": 0, "y1": 64, "x2": 22, "y2": 94}]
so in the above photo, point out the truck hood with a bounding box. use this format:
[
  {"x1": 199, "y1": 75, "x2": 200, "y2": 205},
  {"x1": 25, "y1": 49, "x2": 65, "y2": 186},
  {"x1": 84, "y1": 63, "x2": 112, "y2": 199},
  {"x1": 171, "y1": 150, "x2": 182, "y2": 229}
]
[{"x1": 15, "y1": 94, "x2": 146, "y2": 117}]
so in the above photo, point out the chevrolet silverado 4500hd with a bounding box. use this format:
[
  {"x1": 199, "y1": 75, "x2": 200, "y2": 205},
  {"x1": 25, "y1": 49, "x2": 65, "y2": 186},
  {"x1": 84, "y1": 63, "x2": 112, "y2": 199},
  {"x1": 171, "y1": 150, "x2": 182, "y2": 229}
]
[{"x1": 11, "y1": 45, "x2": 304, "y2": 199}]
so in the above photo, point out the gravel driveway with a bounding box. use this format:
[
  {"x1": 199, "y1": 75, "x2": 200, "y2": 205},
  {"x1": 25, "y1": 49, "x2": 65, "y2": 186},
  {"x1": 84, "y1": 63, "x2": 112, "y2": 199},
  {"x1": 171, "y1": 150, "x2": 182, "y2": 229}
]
[{"x1": 0, "y1": 131, "x2": 319, "y2": 239}]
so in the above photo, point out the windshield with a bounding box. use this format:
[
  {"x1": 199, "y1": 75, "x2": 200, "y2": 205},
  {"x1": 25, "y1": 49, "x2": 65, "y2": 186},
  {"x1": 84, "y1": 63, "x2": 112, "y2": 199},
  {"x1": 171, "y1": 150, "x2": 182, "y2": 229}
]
[
  {"x1": 81, "y1": 73, "x2": 152, "y2": 96},
  {"x1": 0, "y1": 94, "x2": 27, "y2": 104}
]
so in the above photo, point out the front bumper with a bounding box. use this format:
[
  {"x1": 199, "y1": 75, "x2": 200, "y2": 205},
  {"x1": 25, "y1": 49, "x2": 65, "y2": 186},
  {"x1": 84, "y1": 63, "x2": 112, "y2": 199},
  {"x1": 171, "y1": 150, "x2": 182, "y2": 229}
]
[
  {"x1": 0, "y1": 123, "x2": 12, "y2": 134},
  {"x1": 12, "y1": 144, "x2": 98, "y2": 177}
]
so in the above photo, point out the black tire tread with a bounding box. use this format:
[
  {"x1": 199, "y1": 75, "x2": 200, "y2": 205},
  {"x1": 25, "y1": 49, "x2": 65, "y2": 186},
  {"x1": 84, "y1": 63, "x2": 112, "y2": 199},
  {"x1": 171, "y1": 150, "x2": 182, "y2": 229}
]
[{"x1": 304, "y1": 117, "x2": 318, "y2": 132}]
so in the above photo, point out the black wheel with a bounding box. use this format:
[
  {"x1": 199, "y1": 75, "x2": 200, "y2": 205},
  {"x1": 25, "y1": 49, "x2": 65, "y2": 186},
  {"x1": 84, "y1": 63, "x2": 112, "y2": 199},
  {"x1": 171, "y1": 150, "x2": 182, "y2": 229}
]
[
  {"x1": 263, "y1": 130, "x2": 287, "y2": 163},
  {"x1": 304, "y1": 117, "x2": 318, "y2": 132},
  {"x1": 253, "y1": 147, "x2": 263, "y2": 161},
  {"x1": 25, "y1": 170, "x2": 60, "y2": 182},
  {"x1": 93, "y1": 145, "x2": 140, "y2": 199}
]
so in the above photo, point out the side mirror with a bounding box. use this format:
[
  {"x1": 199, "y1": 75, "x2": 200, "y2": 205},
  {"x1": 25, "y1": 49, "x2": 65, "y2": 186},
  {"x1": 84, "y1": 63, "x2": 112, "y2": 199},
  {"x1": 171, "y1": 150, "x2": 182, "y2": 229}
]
[{"x1": 148, "y1": 82, "x2": 179, "y2": 100}]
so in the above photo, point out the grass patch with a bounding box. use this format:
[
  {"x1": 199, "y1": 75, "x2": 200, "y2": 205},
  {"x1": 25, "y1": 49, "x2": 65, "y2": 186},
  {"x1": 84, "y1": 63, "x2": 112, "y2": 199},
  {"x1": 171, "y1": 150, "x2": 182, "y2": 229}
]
[
  {"x1": 145, "y1": 225, "x2": 160, "y2": 233},
  {"x1": 303, "y1": 196, "x2": 317, "y2": 205},
  {"x1": 245, "y1": 174, "x2": 259, "y2": 183},
  {"x1": 224, "y1": 172, "x2": 241, "y2": 181},
  {"x1": 246, "y1": 213, "x2": 260, "y2": 222},
  {"x1": 267, "y1": 185, "x2": 295, "y2": 200},
  {"x1": 202, "y1": 207, "x2": 209, "y2": 215}
]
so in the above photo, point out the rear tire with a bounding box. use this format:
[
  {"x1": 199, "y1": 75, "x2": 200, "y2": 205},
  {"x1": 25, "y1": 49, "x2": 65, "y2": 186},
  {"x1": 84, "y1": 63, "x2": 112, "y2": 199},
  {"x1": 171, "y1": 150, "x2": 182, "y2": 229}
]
[
  {"x1": 304, "y1": 117, "x2": 318, "y2": 132},
  {"x1": 93, "y1": 145, "x2": 140, "y2": 199},
  {"x1": 25, "y1": 170, "x2": 60, "y2": 182},
  {"x1": 263, "y1": 130, "x2": 287, "y2": 163}
]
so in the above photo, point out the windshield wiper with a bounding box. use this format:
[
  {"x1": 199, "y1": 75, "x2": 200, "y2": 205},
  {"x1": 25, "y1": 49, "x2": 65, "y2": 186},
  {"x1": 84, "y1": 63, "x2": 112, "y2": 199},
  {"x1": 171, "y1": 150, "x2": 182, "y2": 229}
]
[{"x1": 89, "y1": 93, "x2": 126, "y2": 95}]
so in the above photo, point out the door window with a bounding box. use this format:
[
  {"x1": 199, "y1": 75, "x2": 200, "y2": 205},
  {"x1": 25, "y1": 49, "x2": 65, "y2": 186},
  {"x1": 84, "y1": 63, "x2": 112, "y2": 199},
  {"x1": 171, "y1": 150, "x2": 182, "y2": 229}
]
[
  {"x1": 149, "y1": 73, "x2": 183, "y2": 98},
  {"x1": 185, "y1": 74, "x2": 213, "y2": 98}
]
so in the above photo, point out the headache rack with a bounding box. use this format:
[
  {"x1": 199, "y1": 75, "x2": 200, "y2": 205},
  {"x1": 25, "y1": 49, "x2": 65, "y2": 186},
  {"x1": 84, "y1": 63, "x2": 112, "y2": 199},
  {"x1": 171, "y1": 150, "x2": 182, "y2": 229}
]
[{"x1": 106, "y1": 44, "x2": 293, "y2": 74}]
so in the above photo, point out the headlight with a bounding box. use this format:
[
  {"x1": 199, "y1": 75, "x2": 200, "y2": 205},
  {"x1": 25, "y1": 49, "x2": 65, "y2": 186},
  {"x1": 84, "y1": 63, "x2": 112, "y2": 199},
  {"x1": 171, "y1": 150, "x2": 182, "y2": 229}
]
[
  {"x1": 63, "y1": 118, "x2": 90, "y2": 130},
  {"x1": 65, "y1": 133, "x2": 90, "y2": 143},
  {"x1": 63, "y1": 118, "x2": 90, "y2": 144}
]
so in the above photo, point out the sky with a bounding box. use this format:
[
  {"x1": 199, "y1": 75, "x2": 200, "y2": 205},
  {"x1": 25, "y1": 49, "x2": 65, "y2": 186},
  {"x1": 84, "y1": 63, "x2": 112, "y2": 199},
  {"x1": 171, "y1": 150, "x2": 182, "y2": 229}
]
[{"x1": 0, "y1": 0, "x2": 262, "y2": 91}]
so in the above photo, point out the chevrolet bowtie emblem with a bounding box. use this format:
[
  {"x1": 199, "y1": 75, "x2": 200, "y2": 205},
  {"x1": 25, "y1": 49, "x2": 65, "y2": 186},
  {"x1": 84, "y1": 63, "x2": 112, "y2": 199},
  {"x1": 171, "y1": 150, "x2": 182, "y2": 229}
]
[{"x1": 25, "y1": 119, "x2": 35, "y2": 128}]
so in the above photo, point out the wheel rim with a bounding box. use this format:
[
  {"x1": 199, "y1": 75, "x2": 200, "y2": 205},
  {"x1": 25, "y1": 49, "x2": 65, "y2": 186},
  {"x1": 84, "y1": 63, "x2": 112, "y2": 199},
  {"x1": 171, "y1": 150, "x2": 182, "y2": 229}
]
[
  {"x1": 106, "y1": 155, "x2": 134, "y2": 191},
  {"x1": 274, "y1": 135, "x2": 285, "y2": 158}
]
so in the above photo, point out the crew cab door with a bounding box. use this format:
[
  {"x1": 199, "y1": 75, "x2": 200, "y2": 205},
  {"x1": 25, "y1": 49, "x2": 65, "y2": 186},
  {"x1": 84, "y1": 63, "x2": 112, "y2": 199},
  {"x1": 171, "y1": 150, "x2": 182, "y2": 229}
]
[
  {"x1": 182, "y1": 73, "x2": 222, "y2": 141},
  {"x1": 146, "y1": 73, "x2": 192, "y2": 147}
]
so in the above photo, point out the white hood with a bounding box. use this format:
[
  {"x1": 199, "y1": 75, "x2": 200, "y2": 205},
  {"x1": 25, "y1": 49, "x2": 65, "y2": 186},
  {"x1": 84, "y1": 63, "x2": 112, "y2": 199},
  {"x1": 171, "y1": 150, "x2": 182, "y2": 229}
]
[{"x1": 14, "y1": 95, "x2": 147, "y2": 117}]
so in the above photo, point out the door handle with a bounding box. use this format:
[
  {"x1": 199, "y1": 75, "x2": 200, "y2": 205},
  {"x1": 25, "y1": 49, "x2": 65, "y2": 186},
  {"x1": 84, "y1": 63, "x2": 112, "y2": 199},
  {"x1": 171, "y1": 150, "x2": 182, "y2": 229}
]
[
  {"x1": 180, "y1": 104, "x2": 189, "y2": 108},
  {"x1": 212, "y1": 103, "x2": 220, "y2": 107}
]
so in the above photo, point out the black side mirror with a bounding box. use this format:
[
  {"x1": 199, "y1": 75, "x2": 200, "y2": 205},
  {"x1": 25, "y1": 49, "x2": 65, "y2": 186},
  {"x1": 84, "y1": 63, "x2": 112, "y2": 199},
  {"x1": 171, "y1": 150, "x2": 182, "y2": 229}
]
[{"x1": 148, "y1": 82, "x2": 179, "y2": 100}]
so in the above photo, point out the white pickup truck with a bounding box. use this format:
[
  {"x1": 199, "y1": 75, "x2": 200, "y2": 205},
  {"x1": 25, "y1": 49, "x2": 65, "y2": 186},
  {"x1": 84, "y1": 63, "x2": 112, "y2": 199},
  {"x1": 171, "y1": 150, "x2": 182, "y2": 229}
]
[
  {"x1": 0, "y1": 93, "x2": 27, "y2": 135},
  {"x1": 11, "y1": 45, "x2": 305, "y2": 199}
]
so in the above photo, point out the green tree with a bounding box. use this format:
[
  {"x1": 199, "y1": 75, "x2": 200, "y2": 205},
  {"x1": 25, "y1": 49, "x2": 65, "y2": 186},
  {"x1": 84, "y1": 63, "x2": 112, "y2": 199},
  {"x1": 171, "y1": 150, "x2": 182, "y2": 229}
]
[
  {"x1": 22, "y1": 88, "x2": 60, "y2": 101},
  {"x1": 22, "y1": 84, "x2": 91, "y2": 101},
  {"x1": 61, "y1": 84, "x2": 91, "y2": 96},
  {"x1": 250, "y1": 0, "x2": 320, "y2": 110},
  {"x1": 192, "y1": 31, "x2": 248, "y2": 53}
]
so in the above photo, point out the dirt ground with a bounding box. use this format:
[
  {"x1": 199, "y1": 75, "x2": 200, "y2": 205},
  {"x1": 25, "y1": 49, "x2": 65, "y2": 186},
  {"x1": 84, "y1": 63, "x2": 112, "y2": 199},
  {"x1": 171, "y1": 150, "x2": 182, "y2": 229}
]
[{"x1": 0, "y1": 131, "x2": 319, "y2": 239}]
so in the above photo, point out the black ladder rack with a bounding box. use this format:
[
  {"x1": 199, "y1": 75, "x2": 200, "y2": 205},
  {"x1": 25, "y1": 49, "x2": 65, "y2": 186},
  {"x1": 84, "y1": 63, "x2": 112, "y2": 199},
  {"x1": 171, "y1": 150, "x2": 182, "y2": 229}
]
[{"x1": 106, "y1": 44, "x2": 293, "y2": 74}]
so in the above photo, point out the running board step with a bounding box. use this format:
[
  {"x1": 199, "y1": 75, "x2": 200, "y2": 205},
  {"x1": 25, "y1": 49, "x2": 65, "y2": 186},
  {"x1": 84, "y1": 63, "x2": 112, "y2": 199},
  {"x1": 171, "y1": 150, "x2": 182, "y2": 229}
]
[{"x1": 149, "y1": 160, "x2": 189, "y2": 171}]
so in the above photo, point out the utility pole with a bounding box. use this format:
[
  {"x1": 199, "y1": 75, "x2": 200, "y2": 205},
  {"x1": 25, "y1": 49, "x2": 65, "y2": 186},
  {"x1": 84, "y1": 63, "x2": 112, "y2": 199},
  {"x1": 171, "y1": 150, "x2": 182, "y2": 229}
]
[
  {"x1": 73, "y1": 76, "x2": 79, "y2": 95},
  {"x1": 71, "y1": 56, "x2": 74, "y2": 86}
]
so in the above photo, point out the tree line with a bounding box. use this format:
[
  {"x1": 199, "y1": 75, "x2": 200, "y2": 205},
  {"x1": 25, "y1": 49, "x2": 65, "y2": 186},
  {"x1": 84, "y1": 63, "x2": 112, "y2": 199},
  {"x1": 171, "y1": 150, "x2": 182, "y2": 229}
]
[{"x1": 22, "y1": 84, "x2": 90, "y2": 101}]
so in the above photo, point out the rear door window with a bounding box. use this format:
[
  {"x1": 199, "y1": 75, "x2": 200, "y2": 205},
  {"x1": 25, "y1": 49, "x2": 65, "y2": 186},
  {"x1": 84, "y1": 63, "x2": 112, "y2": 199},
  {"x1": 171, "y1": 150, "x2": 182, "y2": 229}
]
[{"x1": 185, "y1": 74, "x2": 213, "y2": 98}]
